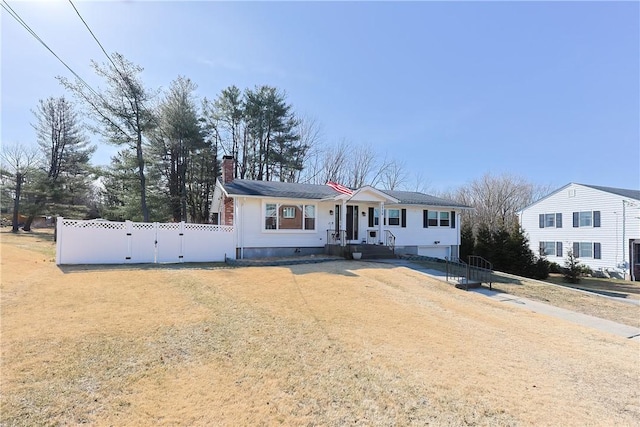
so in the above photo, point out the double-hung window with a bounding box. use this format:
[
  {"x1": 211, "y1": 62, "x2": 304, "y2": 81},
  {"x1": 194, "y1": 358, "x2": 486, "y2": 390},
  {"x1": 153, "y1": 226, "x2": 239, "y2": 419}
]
[
  {"x1": 572, "y1": 242, "x2": 601, "y2": 259},
  {"x1": 424, "y1": 210, "x2": 453, "y2": 227},
  {"x1": 573, "y1": 211, "x2": 600, "y2": 228},
  {"x1": 387, "y1": 209, "x2": 400, "y2": 226},
  {"x1": 540, "y1": 241, "x2": 556, "y2": 257},
  {"x1": 539, "y1": 213, "x2": 562, "y2": 228}
]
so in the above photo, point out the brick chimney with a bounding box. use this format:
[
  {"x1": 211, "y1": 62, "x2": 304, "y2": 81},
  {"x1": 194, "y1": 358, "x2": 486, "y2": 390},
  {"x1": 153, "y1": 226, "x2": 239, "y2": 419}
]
[
  {"x1": 222, "y1": 155, "x2": 235, "y2": 184},
  {"x1": 222, "y1": 156, "x2": 235, "y2": 225}
]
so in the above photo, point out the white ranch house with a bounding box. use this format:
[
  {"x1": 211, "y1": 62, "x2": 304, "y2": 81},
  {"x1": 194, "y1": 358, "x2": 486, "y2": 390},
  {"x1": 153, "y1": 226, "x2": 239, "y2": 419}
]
[
  {"x1": 211, "y1": 156, "x2": 471, "y2": 260},
  {"x1": 519, "y1": 183, "x2": 640, "y2": 280}
]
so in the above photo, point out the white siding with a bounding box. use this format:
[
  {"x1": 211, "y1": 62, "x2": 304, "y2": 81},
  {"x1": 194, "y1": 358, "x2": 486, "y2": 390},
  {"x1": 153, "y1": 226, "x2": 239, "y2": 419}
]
[
  {"x1": 232, "y1": 198, "x2": 462, "y2": 259},
  {"x1": 520, "y1": 183, "x2": 640, "y2": 272},
  {"x1": 235, "y1": 198, "x2": 335, "y2": 250},
  {"x1": 379, "y1": 205, "x2": 460, "y2": 248}
]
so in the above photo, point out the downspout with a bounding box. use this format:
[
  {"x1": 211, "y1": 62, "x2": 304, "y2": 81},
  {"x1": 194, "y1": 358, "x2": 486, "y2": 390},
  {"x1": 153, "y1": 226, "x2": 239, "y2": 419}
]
[
  {"x1": 456, "y1": 210, "x2": 460, "y2": 259},
  {"x1": 341, "y1": 199, "x2": 347, "y2": 246},
  {"x1": 378, "y1": 202, "x2": 384, "y2": 244},
  {"x1": 240, "y1": 197, "x2": 246, "y2": 259}
]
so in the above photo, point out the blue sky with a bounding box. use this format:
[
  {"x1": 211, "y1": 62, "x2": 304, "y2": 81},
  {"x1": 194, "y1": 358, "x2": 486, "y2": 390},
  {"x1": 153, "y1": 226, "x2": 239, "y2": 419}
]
[{"x1": 2, "y1": 1, "x2": 638, "y2": 192}]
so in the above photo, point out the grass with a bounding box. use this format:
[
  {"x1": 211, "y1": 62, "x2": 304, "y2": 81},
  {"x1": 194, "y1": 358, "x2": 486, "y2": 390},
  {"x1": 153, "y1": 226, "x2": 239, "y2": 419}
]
[
  {"x1": 413, "y1": 259, "x2": 640, "y2": 327},
  {"x1": 2, "y1": 229, "x2": 640, "y2": 425}
]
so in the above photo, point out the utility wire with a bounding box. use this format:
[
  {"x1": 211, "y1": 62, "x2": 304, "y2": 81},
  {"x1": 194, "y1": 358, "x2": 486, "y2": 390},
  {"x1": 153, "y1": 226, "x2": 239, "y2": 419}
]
[
  {"x1": 67, "y1": 0, "x2": 170, "y2": 141},
  {"x1": 67, "y1": 0, "x2": 123, "y2": 84},
  {"x1": 1, "y1": 0, "x2": 101, "y2": 100}
]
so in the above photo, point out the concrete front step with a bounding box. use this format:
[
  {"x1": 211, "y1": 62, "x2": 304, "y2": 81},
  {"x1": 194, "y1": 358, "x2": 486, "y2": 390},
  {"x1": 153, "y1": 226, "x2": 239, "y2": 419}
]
[
  {"x1": 454, "y1": 279, "x2": 482, "y2": 289},
  {"x1": 351, "y1": 245, "x2": 396, "y2": 260}
]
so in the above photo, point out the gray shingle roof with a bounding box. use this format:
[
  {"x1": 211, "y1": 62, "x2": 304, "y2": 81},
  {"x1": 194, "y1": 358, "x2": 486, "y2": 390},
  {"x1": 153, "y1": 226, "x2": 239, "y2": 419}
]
[
  {"x1": 580, "y1": 184, "x2": 640, "y2": 201},
  {"x1": 380, "y1": 190, "x2": 470, "y2": 208},
  {"x1": 223, "y1": 179, "x2": 340, "y2": 199},
  {"x1": 222, "y1": 179, "x2": 470, "y2": 208}
]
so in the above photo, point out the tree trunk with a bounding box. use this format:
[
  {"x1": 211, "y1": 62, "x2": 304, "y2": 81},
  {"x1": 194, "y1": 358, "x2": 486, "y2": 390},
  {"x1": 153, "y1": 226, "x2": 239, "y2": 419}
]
[
  {"x1": 23, "y1": 214, "x2": 35, "y2": 232},
  {"x1": 135, "y1": 108, "x2": 149, "y2": 222},
  {"x1": 12, "y1": 172, "x2": 22, "y2": 233}
]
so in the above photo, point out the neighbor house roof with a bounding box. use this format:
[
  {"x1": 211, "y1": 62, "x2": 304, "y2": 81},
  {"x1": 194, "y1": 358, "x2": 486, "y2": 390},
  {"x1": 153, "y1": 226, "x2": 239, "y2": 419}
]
[
  {"x1": 579, "y1": 184, "x2": 640, "y2": 201},
  {"x1": 519, "y1": 182, "x2": 640, "y2": 213},
  {"x1": 222, "y1": 179, "x2": 470, "y2": 208}
]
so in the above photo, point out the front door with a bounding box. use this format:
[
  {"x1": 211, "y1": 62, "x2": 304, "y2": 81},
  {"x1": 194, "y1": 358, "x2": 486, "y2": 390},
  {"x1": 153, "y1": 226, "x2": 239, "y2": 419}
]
[{"x1": 346, "y1": 205, "x2": 359, "y2": 241}]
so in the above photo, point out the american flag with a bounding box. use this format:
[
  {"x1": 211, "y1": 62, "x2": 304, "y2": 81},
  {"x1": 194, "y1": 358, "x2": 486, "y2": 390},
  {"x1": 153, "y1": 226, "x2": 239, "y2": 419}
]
[{"x1": 326, "y1": 181, "x2": 354, "y2": 196}]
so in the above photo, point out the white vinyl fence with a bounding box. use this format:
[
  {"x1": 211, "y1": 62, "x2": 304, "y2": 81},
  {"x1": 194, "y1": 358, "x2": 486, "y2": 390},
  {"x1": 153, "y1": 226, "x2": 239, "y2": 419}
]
[{"x1": 56, "y1": 218, "x2": 235, "y2": 265}]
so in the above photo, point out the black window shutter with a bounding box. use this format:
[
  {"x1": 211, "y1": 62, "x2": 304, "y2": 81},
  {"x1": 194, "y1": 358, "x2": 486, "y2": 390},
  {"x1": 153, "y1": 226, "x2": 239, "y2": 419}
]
[
  {"x1": 573, "y1": 242, "x2": 580, "y2": 257},
  {"x1": 539, "y1": 242, "x2": 545, "y2": 256},
  {"x1": 368, "y1": 207, "x2": 374, "y2": 228},
  {"x1": 539, "y1": 214, "x2": 545, "y2": 228},
  {"x1": 573, "y1": 212, "x2": 579, "y2": 227},
  {"x1": 401, "y1": 209, "x2": 407, "y2": 228},
  {"x1": 423, "y1": 210, "x2": 428, "y2": 228},
  {"x1": 451, "y1": 211, "x2": 456, "y2": 228},
  {"x1": 556, "y1": 242, "x2": 563, "y2": 257},
  {"x1": 594, "y1": 242, "x2": 601, "y2": 259},
  {"x1": 593, "y1": 211, "x2": 601, "y2": 227},
  {"x1": 556, "y1": 213, "x2": 562, "y2": 228}
]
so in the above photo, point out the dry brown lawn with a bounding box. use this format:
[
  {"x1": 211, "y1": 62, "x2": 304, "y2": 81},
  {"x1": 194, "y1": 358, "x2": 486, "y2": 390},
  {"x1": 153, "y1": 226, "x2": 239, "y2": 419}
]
[{"x1": 2, "y1": 230, "x2": 639, "y2": 426}]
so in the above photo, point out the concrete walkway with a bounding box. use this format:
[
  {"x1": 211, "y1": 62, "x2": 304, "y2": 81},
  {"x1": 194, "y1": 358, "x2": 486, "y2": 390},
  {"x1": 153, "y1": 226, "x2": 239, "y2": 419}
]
[{"x1": 369, "y1": 259, "x2": 640, "y2": 342}]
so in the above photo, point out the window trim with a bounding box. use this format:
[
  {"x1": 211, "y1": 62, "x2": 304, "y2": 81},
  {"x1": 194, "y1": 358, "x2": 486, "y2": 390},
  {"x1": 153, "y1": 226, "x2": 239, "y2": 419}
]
[
  {"x1": 263, "y1": 202, "x2": 317, "y2": 232},
  {"x1": 539, "y1": 212, "x2": 562, "y2": 228},
  {"x1": 574, "y1": 241, "x2": 600, "y2": 259},
  {"x1": 387, "y1": 208, "x2": 400, "y2": 226},
  {"x1": 423, "y1": 210, "x2": 450, "y2": 228}
]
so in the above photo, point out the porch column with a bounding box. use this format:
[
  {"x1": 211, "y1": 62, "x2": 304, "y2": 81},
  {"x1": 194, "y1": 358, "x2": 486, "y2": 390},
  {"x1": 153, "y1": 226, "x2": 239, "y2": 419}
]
[
  {"x1": 341, "y1": 199, "x2": 347, "y2": 246},
  {"x1": 378, "y1": 201, "x2": 384, "y2": 244}
]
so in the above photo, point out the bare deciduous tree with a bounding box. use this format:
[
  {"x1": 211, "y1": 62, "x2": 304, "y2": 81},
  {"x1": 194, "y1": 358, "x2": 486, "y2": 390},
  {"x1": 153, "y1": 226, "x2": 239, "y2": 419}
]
[
  {"x1": 454, "y1": 173, "x2": 552, "y2": 233},
  {"x1": 0, "y1": 144, "x2": 39, "y2": 232},
  {"x1": 380, "y1": 158, "x2": 408, "y2": 190}
]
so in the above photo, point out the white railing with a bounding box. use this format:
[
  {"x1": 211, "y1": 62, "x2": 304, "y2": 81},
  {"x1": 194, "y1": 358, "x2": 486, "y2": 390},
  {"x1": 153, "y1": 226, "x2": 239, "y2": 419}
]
[{"x1": 56, "y1": 218, "x2": 235, "y2": 265}]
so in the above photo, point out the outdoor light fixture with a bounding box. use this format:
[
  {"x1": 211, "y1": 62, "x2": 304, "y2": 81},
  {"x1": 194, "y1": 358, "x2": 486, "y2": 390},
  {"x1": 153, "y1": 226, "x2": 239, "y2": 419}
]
[
  {"x1": 362, "y1": 211, "x2": 366, "y2": 217},
  {"x1": 329, "y1": 210, "x2": 334, "y2": 216},
  {"x1": 434, "y1": 241, "x2": 440, "y2": 245}
]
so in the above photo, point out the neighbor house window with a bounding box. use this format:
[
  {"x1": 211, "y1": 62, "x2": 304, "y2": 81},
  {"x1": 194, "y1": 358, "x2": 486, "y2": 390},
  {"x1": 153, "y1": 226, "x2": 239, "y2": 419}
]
[
  {"x1": 579, "y1": 242, "x2": 593, "y2": 258},
  {"x1": 388, "y1": 209, "x2": 400, "y2": 226},
  {"x1": 573, "y1": 211, "x2": 600, "y2": 228},
  {"x1": 573, "y1": 242, "x2": 600, "y2": 259},
  {"x1": 264, "y1": 203, "x2": 316, "y2": 231},
  {"x1": 539, "y1": 213, "x2": 562, "y2": 228},
  {"x1": 579, "y1": 211, "x2": 592, "y2": 227},
  {"x1": 545, "y1": 214, "x2": 555, "y2": 228},
  {"x1": 540, "y1": 241, "x2": 556, "y2": 257}
]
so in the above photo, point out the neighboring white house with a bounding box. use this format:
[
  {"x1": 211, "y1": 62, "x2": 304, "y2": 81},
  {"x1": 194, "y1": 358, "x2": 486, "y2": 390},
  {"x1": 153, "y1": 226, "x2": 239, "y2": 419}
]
[
  {"x1": 519, "y1": 183, "x2": 640, "y2": 280},
  {"x1": 211, "y1": 156, "x2": 471, "y2": 260}
]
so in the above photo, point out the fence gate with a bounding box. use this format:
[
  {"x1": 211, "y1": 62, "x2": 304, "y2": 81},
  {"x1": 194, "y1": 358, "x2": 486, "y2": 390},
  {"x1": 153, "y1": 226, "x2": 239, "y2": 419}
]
[{"x1": 56, "y1": 218, "x2": 235, "y2": 265}]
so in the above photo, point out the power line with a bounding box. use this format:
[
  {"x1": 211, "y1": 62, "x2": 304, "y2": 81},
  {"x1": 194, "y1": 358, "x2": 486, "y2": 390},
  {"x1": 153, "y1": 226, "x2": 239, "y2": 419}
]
[
  {"x1": 67, "y1": 0, "x2": 122, "y2": 81},
  {"x1": 66, "y1": 0, "x2": 170, "y2": 141},
  {"x1": 1, "y1": 0, "x2": 101, "y2": 100}
]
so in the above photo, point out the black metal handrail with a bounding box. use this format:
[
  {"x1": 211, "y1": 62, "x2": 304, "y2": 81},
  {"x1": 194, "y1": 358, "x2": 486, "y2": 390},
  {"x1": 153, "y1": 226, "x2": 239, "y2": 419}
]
[
  {"x1": 446, "y1": 256, "x2": 493, "y2": 291},
  {"x1": 446, "y1": 257, "x2": 468, "y2": 285},
  {"x1": 326, "y1": 229, "x2": 346, "y2": 246},
  {"x1": 384, "y1": 230, "x2": 396, "y2": 253}
]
